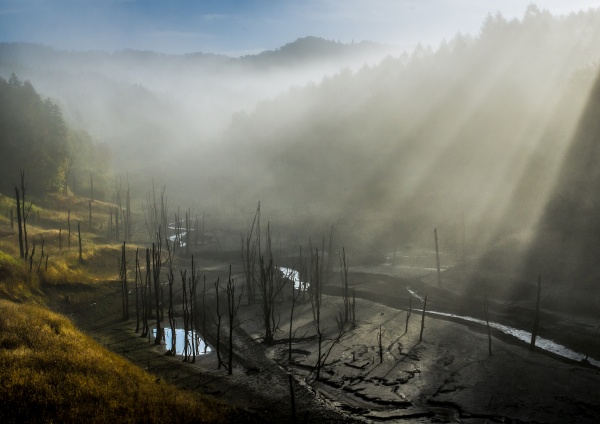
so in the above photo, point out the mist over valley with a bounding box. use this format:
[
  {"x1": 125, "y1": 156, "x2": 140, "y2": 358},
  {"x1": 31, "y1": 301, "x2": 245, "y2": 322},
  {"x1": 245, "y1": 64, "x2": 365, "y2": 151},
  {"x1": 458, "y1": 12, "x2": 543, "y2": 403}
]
[{"x1": 3, "y1": 4, "x2": 600, "y2": 422}]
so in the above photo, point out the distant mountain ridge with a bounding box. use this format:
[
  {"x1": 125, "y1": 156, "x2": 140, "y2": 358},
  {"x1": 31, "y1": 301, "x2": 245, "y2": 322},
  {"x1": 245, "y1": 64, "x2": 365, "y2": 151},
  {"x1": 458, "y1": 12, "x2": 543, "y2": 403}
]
[
  {"x1": 0, "y1": 36, "x2": 397, "y2": 168},
  {"x1": 0, "y1": 36, "x2": 396, "y2": 71},
  {"x1": 240, "y1": 36, "x2": 396, "y2": 66}
]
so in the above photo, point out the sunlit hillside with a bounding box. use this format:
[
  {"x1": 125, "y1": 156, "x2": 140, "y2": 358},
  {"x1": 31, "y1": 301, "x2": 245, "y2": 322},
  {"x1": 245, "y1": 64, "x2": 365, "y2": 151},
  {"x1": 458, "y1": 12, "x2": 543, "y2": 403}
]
[
  {"x1": 3, "y1": 6, "x2": 600, "y2": 422},
  {"x1": 215, "y1": 7, "x2": 600, "y2": 252}
]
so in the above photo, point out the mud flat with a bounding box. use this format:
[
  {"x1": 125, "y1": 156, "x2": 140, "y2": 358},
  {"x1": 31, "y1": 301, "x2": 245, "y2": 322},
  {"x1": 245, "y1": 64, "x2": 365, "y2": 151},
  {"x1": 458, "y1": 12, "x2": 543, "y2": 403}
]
[
  {"x1": 48, "y1": 257, "x2": 600, "y2": 423},
  {"x1": 240, "y1": 293, "x2": 600, "y2": 423}
]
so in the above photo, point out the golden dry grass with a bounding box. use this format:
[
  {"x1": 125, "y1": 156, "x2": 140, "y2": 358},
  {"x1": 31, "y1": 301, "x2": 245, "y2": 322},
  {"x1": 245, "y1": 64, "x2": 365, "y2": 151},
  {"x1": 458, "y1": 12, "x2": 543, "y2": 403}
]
[
  {"x1": 0, "y1": 299, "x2": 244, "y2": 423},
  {"x1": 0, "y1": 193, "x2": 259, "y2": 423}
]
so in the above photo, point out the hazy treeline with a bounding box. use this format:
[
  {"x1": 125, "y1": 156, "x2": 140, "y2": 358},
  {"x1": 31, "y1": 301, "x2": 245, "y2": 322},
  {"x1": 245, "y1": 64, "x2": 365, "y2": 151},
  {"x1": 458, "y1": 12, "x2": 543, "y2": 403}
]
[
  {"x1": 214, "y1": 6, "x2": 600, "y2": 250},
  {"x1": 3, "y1": 5, "x2": 600, "y2": 262},
  {"x1": 0, "y1": 37, "x2": 397, "y2": 173},
  {"x1": 0, "y1": 74, "x2": 112, "y2": 197}
]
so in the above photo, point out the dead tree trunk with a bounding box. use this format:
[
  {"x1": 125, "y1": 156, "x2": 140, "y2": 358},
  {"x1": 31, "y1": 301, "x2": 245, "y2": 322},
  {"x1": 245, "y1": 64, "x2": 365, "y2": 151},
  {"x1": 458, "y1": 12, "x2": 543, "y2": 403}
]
[
  {"x1": 135, "y1": 248, "x2": 140, "y2": 333},
  {"x1": 311, "y1": 248, "x2": 324, "y2": 379},
  {"x1": 108, "y1": 207, "x2": 113, "y2": 240},
  {"x1": 36, "y1": 239, "x2": 45, "y2": 274},
  {"x1": 226, "y1": 266, "x2": 242, "y2": 375},
  {"x1": 126, "y1": 177, "x2": 131, "y2": 242},
  {"x1": 259, "y1": 253, "x2": 275, "y2": 344},
  {"x1": 327, "y1": 225, "x2": 335, "y2": 275},
  {"x1": 189, "y1": 256, "x2": 199, "y2": 363},
  {"x1": 339, "y1": 247, "x2": 349, "y2": 325},
  {"x1": 213, "y1": 278, "x2": 224, "y2": 369},
  {"x1": 288, "y1": 267, "x2": 301, "y2": 361},
  {"x1": 242, "y1": 203, "x2": 260, "y2": 305},
  {"x1": 202, "y1": 276, "x2": 207, "y2": 354},
  {"x1": 316, "y1": 330, "x2": 323, "y2": 379},
  {"x1": 20, "y1": 171, "x2": 30, "y2": 258},
  {"x1": 166, "y1": 242, "x2": 176, "y2": 355},
  {"x1": 530, "y1": 275, "x2": 542, "y2": 351},
  {"x1": 484, "y1": 284, "x2": 492, "y2": 356},
  {"x1": 434, "y1": 228, "x2": 441, "y2": 287},
  {"x1": 147, "y1": 244, "x2": 153, "y2": 321},
  {"x1": 405, "y1": 297, "x2": 412, "y2": 334},
  {"x1": 15, "y1": 187, "x2": 24, "y2": 259},
  {"x1": 419, "y1": 295, "x2": 428, "y2": 342},
  {"x1": 352, "y1": 287, "x2": 356, "y2": 325},
  {"x1": 78, "y1": 222, "x2": 83, "y2": 263},
  {"x1": 181, "y1": 269, "x2": 189, "y2": 361},
  {"x1": 28, "y1": 243, "x2": 36, "y2": 273},
  {"x1": 120, "y1": 241, "x2": 128, "y2": 320},
  {"x1": 140, "y1": 248, "x2": 151, "y2": 338},
  {"x1": 378, "y1": 325, "x2": 384, "y2": 363},
  {"x1": 152, "y1": 241, "x2": 162, "y2": 345},
  {"x1": 185, "y1": 210, "x2": 190, "y2": 256},
  {"x1": 115, "y1": 206, "x2": 120, "y2": 242},
  {"x1": 257, "y1": 223, "x2": 285, "y2": 345}
]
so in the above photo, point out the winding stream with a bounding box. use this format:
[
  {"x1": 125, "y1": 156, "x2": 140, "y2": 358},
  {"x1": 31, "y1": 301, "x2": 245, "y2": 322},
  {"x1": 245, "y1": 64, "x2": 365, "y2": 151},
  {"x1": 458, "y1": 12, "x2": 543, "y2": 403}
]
[
  {"x1": 280, "y1": 267, "x2": 310, "y2": 291},
  {"x1": 166, "y1": 215, "x2": 599, "y2": 368},
  {"x1": 425, "y1": 309, "x2": 600, "y2": 367},
  {"x1": 280, "y1": 267, "x2": 600, "y2": 368}
]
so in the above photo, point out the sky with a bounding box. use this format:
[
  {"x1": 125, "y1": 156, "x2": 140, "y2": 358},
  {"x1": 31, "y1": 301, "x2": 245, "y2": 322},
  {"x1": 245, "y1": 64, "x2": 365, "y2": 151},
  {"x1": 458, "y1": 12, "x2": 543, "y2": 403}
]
[{"x1": 1, "y1": 1, "x2": 600, "y2": 56}]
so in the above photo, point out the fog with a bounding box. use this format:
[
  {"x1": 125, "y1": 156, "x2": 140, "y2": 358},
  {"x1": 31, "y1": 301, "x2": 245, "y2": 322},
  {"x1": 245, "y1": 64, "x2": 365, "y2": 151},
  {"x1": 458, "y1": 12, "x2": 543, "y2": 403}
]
[
  {"x1": 0, "y1": 38, "x2": 397, "y2": 153},
  {"x1": 3, "y1": 6, "x2": 600, "y2": 274}
]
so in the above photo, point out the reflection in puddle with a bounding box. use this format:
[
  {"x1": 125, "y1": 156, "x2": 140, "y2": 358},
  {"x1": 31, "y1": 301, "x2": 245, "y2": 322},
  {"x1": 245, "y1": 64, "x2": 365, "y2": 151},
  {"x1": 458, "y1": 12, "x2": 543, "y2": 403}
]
[
  {"x1": 152, "y1": 328, "x2": 211, "y2": 356},
  {"x1": 168, "y1": 222, "x2": 195, "y2": 247},
  {"x1": 280, "y1": 267, "x2": 310, "y2": 291},
  {"x1": 168, "y1": 233, "x2": 187, "y2": 247}
]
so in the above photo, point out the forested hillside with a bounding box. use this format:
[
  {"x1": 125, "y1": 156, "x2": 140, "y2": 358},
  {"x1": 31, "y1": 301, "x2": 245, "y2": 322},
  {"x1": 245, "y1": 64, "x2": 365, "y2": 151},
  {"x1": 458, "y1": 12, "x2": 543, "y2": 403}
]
[
  {"x1": 0, "y1": 37, "x2": 396, "y2": 173},
  {"x1": 0, "y1": 74, "x2": 111, "y2": 198},
  {"x1": 3, "y1": 6, "x2": 600, "y2": 288},
  {"x1": 0, "y1": 74, "x2": 66, "y2": 194},
  {"x1": 214, "y1": 6, "x2": 600, "y2": 250}
]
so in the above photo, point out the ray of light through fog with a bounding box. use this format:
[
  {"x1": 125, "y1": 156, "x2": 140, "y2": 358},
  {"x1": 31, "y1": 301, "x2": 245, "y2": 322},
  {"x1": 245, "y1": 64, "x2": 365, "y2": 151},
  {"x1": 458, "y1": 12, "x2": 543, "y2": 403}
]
[{"x1": 2, "y1": 1, "x2": 600, "y2": 272}]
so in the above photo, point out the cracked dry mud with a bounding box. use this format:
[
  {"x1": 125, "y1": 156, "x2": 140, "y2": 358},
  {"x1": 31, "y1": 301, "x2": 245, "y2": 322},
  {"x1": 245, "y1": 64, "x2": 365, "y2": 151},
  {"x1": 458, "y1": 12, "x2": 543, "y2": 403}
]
[
  {"x1": 47, "y1": 259, "x2": 600, "y2": 423},
  {"x1": 264, "y1": 294, "x2": 600, "y2": 423}
]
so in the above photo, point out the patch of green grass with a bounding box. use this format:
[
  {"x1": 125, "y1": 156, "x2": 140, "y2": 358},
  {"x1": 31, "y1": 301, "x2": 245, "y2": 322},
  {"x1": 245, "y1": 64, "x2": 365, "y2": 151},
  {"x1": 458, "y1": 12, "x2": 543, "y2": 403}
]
[{"x1": 0, "y1": 299, "x2": 252, "y2": 423}]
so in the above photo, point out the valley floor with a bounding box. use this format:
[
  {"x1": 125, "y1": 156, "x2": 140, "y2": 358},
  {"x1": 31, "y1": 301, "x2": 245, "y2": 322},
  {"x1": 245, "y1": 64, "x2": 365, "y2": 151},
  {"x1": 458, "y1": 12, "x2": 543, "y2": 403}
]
[{"x1": 46, "y1": 251, "x2": 600, "y2": 423}]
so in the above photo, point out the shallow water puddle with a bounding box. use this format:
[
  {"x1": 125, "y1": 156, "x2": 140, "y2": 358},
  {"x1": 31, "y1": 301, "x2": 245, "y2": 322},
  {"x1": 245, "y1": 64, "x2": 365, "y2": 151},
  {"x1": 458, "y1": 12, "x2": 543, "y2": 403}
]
[
  {"x1": 406, "y1": 288, "x2": 600, "y2": 367},
  {"x1": 427, "y1": 310, "x2": 600, "y2": 367},
  {"x1": 152, "y1": 328, "x2": 211, "y2": 356},
  {"x1": 280, "y1": 267, "x2": 310, "y2": 291}
]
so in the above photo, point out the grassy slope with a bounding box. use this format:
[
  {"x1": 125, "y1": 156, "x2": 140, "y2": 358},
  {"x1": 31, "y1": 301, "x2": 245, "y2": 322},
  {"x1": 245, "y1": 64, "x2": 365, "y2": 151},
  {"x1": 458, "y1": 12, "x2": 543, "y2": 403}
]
[
  {"x1": 0, "y1": 193, "x2": 254, "y2": 423},
  {"x1": 0, "y1": 299, "x2": 241, "y2": 423}
]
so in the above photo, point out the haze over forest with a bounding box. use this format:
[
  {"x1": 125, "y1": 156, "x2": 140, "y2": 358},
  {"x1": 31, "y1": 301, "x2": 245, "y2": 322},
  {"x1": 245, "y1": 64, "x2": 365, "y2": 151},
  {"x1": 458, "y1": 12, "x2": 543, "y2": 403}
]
[{"x1": 3, "y1": 4, "x2": 600, "y2": 310}]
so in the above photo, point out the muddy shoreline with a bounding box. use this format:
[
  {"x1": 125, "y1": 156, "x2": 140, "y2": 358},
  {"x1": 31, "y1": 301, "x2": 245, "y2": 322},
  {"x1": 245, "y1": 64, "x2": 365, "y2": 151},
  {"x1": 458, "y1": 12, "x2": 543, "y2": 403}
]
[{"x1": 45, "y1": 250, "x2": 600, "y2": 423}]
